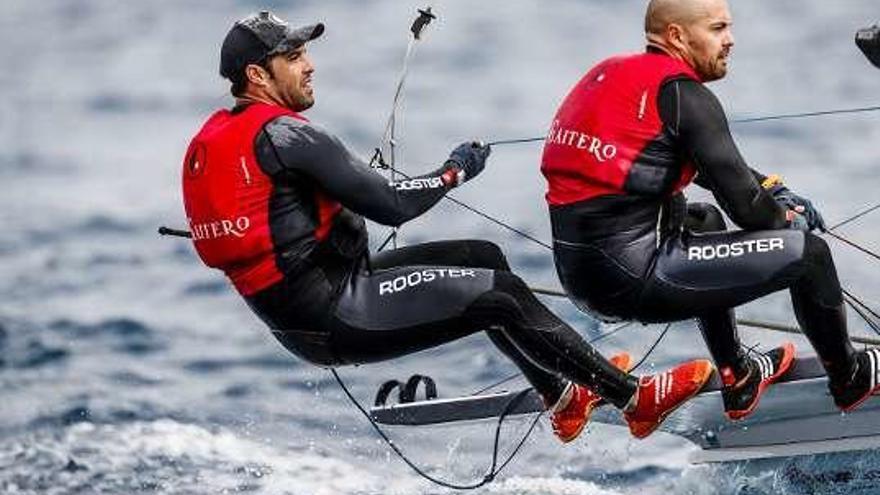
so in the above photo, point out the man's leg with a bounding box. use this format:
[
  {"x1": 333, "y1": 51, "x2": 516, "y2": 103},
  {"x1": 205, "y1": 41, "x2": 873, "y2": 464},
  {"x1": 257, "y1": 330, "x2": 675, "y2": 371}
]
[
  {"x1": 685, "y1": 203, "x2": 748, "y2": 377},
  {"x1": 640, "y1": 222, "x2": 862, "y2": 410},
  {"x1": 334, "y1": 242, "x2": 713, "y2": 440},
  {"x1": 344, "y1": 241, "x2": 641, "y2": 405},
  {"x1": 367, "y1": 240, "x2": 568, "y2": 404},
  {"x1": 788, "y1": 235, "x2": 857, "y2": 386},
  {"x1": 369, "y1": 239, "x2": 512, "y2": 272}
]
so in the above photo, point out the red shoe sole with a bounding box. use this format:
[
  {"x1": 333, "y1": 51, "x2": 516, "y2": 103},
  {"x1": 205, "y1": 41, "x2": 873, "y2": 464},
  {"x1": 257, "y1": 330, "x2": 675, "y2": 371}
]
[
  {"x1": 725, "y1": 342, "x2": 796, "y2": 421},
  {"x1": 839, "y1": 378, "x2": 880, "y2": 413}
]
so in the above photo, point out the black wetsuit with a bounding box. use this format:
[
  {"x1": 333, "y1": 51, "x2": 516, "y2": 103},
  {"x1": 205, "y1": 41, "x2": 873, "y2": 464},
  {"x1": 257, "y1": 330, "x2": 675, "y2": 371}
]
[
  {"x1": 242, "y1": 106, "x2": 638, "y2": 408},
  {"x1": 551, "y1": 74, "x2": 857, "y2": 381}
]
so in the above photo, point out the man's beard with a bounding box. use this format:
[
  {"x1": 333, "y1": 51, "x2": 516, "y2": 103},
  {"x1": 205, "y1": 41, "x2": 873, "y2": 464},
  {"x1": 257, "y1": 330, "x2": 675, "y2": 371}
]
[
  {"x1": 288, "y1": 92, "x2": 315, "y2": 112},
  {"x1": 699, "y1": 57, "x2": 728, "y2": 82}
]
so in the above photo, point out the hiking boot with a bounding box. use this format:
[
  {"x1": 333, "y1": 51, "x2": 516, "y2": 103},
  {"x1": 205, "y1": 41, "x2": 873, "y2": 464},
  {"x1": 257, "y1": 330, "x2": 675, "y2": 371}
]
[
  {"x1": 624, "y1": 359, "x2": 714, "y2": 439},
  {"x1": 721, "y1": 343, "x2": 796, "y2": 420},
  {"x1": 550, "y1": 352, "x2": 632, "y2": 443},
  {"x1": 830, "y1": 348, "x2": 880, "y2": 412}
]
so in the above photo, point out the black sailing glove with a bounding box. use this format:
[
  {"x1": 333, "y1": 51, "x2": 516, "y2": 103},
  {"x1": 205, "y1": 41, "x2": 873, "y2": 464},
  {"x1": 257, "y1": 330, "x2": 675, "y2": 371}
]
[
  {"x1": 442, "y1": 141, "x2": 491, "y2": 187},
  {"x1": 763, "y1": 176, "x2": 826, "y2": 232}
]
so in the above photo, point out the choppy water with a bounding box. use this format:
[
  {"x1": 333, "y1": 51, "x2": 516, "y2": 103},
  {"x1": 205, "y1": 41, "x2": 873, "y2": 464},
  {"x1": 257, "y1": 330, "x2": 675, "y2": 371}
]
[{"x1": 3, "y1": 0, "x2": 880, "y2": 493}]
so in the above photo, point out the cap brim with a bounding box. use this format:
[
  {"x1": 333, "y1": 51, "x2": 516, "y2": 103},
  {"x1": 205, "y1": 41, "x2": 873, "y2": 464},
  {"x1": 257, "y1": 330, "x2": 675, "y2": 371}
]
[{"x1": 274, "y1": 23, "x2": 324, "y2": 53}]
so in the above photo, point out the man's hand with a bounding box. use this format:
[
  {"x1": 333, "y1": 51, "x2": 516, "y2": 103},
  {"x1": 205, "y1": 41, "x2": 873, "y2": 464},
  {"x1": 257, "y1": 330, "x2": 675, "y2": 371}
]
[
  {"x1": 763, "y1": 176, "x2": 826, "y2": 232},
  {"x1": 785, "y1": 209, "x2": 810, "y2": 232},
  {"x1": 442, "y1": 141, "x2": 491, "y2": 186}
]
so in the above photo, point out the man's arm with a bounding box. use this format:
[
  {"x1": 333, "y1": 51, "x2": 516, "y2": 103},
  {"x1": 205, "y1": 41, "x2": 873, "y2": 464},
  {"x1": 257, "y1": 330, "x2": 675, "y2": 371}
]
[
  {"x1": 256, "y1": 116, "x2": 455, "y2": 227},
  {"x1": 659, "y1": 78, "x2": 788, "y2": 230},
  {"x1": 694, "y1": 166, "x2": 768, "y2": 190}
]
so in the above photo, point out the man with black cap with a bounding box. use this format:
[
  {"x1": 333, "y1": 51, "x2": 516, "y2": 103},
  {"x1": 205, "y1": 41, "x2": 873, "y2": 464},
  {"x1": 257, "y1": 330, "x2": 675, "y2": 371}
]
[{"x1": 181, "y1": 11, "x2": 715, "y2": 444}]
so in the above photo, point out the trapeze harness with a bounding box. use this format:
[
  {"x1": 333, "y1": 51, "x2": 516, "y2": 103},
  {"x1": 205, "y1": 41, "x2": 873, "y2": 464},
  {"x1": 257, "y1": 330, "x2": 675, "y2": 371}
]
[
  {"x1": 541, "y1": 52, "x2": 856, "y2": 381},
  {"x1": 182, "y1": 101, "x2": 638, "y2": 408}
]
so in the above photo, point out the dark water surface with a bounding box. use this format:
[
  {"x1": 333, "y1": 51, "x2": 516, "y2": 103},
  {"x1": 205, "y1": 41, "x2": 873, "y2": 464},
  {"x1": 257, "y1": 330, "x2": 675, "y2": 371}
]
[{"x1": 3, "y1": 1, "x2": 880, "y2": 493}]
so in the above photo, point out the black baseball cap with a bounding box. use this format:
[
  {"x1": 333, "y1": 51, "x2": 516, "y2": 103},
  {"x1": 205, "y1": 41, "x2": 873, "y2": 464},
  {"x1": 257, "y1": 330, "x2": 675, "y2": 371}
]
[{"x1": 220, "y1": 11, "x2": 324, "y2": 81}]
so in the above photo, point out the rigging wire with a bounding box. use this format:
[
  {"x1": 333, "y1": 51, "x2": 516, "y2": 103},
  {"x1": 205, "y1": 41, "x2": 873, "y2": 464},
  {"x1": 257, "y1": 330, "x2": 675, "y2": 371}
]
[
  {"x1": 843, "y1": 287, "x2": 880, "y2": 323},
  {"x1": 731, "y1": 105, "x2": 880, "y2": 124},
  {"x1": 371, "y1": 166, "x2": 554, "y2": 251},
  {"x1": 825, "y1": 230, "x2": 880, "y2": 264},
  {"x1": 843, "y1": 290, "x2": 880, "y2": 337},
  {"x1": 487, "y1": 104, "x2": 880, "y2": 146},
  {"x1": 372, "y1": 7, "x2": 436, "y2": 251},
  {"x1": 827, "y1": 203, "x2": 880, "y2": 231},
  {"x1": 631, "y1": 324, "x2": 673, "y2": 372},
  {"x1": 332, "y1": 368, "x2": 543, "y2": 490},
  {"x1": 530, "y1": 286, "x2": 880, "y2": 346},
  {"x1": 736, "y1": 319, "x2": 880, "y2": 347},
  {"x1": 470, "y1": 321, "x2": 636, "y2": 396},
  {"x1": 845, "y1": 297, "x2": 880, "y2": 337}
]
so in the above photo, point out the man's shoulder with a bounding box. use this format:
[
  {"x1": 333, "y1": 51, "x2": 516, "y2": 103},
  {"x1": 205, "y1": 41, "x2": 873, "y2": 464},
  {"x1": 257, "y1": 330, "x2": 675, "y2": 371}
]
[
  {"x1": 260, "y1": 115, "x2": 347, "y2": 162},
  {"x1": 263, "y1": 115, "x2": 330, "y2": 146}
]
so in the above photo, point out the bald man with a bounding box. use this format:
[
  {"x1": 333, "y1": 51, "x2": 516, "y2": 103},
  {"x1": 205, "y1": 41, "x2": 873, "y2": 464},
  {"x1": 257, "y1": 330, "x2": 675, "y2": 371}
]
[{"x1": 542, "y1": 0, "x2": 879, "y2": 420}]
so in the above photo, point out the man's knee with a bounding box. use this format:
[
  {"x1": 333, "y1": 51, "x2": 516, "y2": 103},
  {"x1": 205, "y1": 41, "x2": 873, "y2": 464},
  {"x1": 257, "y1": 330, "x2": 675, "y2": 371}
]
[
  {"x1": 803, "y1": 232, "x2": 832, "y2": 263},
  {"x1": 793, "y1": 232, "x2": 842, "y2": 306},
  {"x1": 464, "y1": 240, "x2": 510, "y2": 271},
  {"x1": 468, "y1": 271, "x2": 530, "y2": 317},
  {"x1": 686, "y1": 203, "x2": 727, "y2": 232},
  {"x1": 493, "y1": 270, "x2": 531, "y2": 295}
]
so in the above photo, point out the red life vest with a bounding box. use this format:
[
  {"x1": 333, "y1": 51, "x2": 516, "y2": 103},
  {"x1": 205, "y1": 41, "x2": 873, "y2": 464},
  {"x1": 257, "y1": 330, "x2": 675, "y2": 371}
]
[
  {"x1": 182, "y1": 102, "x2": 341, "y2": 296},
  {"x1": 541, "y1": 53, "x2": 700, "y2": 206}
]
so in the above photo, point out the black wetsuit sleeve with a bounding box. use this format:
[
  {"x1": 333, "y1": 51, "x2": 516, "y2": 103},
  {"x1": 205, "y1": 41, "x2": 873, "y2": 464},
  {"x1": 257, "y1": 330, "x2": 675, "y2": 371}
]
[
  {"x1": 694, "y1": 167, "x2": 767, "y2": 189},
  {"x1": 659, "y1": 78, "x2": 787, "y2": 230},
  {"x1": 257, "y1": 116, "x2": 452, "y2": 227}
]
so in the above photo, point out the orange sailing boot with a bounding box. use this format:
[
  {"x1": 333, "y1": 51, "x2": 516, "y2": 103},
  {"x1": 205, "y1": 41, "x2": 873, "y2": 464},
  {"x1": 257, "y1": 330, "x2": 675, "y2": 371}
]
[
  {"x1": 550, "y1": 352, "x2": 632, "y2": 443},
  {"x1": 624, "y1": 359, "x2": 714, "y2": 439}
]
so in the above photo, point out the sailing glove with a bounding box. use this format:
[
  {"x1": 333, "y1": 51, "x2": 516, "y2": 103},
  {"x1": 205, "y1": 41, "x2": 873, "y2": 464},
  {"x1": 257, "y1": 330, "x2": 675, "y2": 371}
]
[
  {"x1": 443, "y1": 141, "x2": 491, "y2": 186},
  {"x1": 763, "y1": 176, "x2": 826, "y2": 232},
  {"x1": 785, "y1": 209, "x2": 810, "y2": 232}
]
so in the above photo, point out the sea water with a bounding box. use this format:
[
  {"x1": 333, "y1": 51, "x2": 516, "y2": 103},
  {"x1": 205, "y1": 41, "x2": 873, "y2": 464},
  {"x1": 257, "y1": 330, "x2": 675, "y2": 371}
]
[{"x1": 3, "y1": 1, "x2": 880, "y2": 493}]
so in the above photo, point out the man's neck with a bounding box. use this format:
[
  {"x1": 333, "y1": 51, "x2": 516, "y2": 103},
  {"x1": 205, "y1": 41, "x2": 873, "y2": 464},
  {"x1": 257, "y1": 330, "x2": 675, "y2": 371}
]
[{"x1": 236, "y1": 94, "x2": 279, "y2": 108}]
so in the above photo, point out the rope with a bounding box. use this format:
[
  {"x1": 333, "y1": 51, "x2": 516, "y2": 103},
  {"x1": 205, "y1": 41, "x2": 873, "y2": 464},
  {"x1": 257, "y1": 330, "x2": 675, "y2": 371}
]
[
  {"x1": 827, "y1": 202, "x2": 880, "y2": 231},
  {"x1": 369, "y1": 166, "x2": 553, "y2": 250},
  {"x1": 631, "y1": 324, "x2": 673, "y2": 372},
  {"x1": 844, "y1": 292, "x2": 880, "y2": 338},
  {"x1": 332, "y1": 369, "x2": 543, "y2": 490},
  {"x1": 825, "y1": 230, "x2": 880, "y2": 264},
  {"x1": 488, "y1": 137, "x2": 546, "y2": 147},
  {"x1": 843, "y1": 288, "x2": 880, "y2": 323},
  {"x1": 470, "y1": 320, "x2": 636, "y2": 396},
  {"x1": 485, "y1": 104, "x2": 880, "y2": 148},
  {"x1": 737, "y1": 318, "x2": 880, "y2": 347},
  {"x1": 442, "y1": 195, "x2": 553, "y2": 250},
  {"x1": 351, "y1": 322, "x2": 672, "y2": 488},
  {"x1": 731, "y1": 105, "x2": 880, "y2": 124}
]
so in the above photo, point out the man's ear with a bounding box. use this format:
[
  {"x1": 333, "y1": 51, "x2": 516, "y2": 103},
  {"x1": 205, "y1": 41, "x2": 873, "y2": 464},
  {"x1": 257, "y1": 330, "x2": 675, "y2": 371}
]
[
  {"x1": 667, "y1": 23, "x2": 688, "y2": 53},
  {"x1": 244, "y1": 63, "x2": 271, "y2": 88}
]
